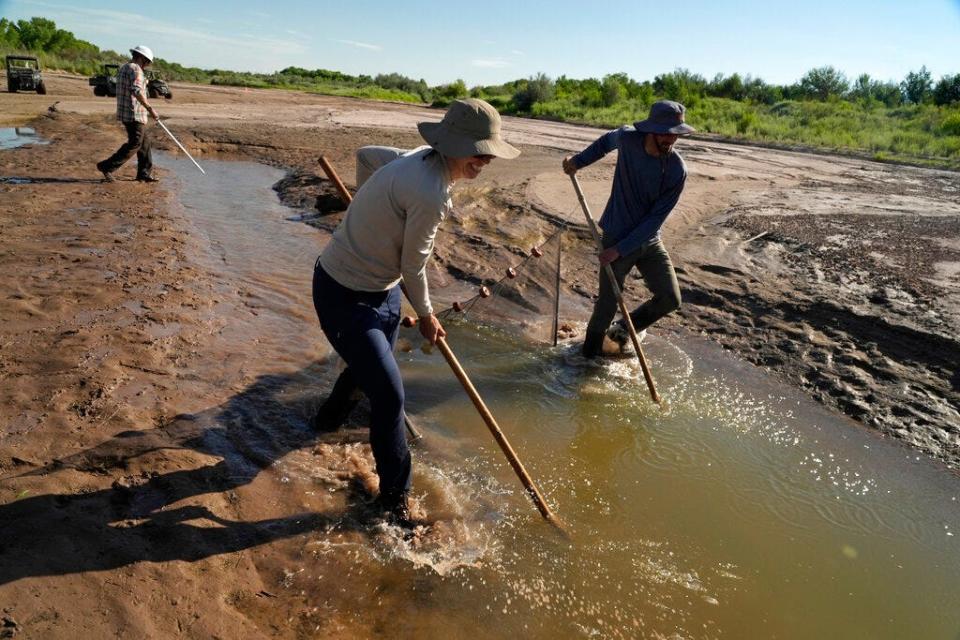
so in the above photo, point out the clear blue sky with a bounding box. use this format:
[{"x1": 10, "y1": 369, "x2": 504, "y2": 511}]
[{"x1": 2, "y1": 0, "x2": 959, "y2": 87}]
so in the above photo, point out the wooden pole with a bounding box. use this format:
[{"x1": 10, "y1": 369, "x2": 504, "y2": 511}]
[
  {"x1": 402, "y1": 411, "x2": 423, "y2": 441},
  {"x1": 403, "y1": 315, "x2": 565, "y2": 532},
  {"x1": 569, "y1": 174, "x2": 661, "y2": 404},
  {"x1": 435, "y1": 337, "x2": 565, "y2": 532},
  {"x1": 318, "y1": 155, "x2": 353, "y2": 206},
  {"x1": 552, "y1": 230, "x2": 562, "y2": 346}
]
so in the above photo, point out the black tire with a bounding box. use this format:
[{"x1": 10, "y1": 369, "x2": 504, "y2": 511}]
[
  {"x1": 164, "y1": 91, "x2": 173, "y2": 100},
  {"x1": 7, "y1": 79, "x2": 16, "y2": 93},
  {"x1": 36, "y1": 81, "x2": 47, "y2": 95},
  {"x1": 93, "y1": 85, "x2": 106, "y2": 97},
  {"x1": 148, "y1": 87, "x2": 158, "y2": 99}
]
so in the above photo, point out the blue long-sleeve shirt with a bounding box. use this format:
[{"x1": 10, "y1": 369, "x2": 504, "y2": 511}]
[{"x1": 572, "y1": 126, "x2": 687, "y2": 256}]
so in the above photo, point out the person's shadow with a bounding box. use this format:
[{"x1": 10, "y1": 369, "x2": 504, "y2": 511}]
[{"x1": 0, "y1": 365, "x2": 380, "y2": 586}]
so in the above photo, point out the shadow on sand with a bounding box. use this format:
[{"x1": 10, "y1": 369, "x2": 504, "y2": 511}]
[{"x1": 0, "y1": 366, "x2": 391, "y2": 586}]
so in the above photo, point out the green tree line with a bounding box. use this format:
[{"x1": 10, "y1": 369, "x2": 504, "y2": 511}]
[
  {"x1": 3, "y1": 17, "x2": 959, "y2": 166},
  {"x1": 489, "y1": 67, "x2": 960, "y2": 163}
]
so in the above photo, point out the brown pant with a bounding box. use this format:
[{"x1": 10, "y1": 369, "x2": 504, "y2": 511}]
[{"x1": 99, "y1": 121, "x2": 152, "y2": 178}]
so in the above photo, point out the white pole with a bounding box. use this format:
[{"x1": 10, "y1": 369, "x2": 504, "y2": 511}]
[{"x1": 156, "y1": 120, "x2": 205, "y2": 175}]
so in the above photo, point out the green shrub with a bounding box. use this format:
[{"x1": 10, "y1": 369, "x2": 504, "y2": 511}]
[
  {"x1": 513, "y1": 73, "x2": 555, "y2": 112},
  {"x1": 736, "y1": 110, "x2": 756, "y2": 135},
  {"x1": 941, "y1": 113, "x2": 960, "y2": 136}
]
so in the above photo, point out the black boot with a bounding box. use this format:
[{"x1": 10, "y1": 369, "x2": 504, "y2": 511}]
[
  {"x1": 312, "y1": 370, "x2": 361, "y2": 432},
  {"x1": 607, "y1": 319, "x2": 629, "y2": 348},
  {"x1": 581, "y1": 331, "x2": 605, "y2": 358},
  {"x1": 607, "y1": 319, "x2": 645, "y2": 350},
  {"x1": 376, "y1": 490, "x2": 415, "y2": 529}
]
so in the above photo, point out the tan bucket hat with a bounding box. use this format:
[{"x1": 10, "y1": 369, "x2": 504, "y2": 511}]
[{"x1": 418, "y1": 99, "x2": 520, "y2": 159}]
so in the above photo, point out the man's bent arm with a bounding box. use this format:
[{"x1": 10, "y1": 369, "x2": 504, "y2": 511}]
[{"x1": 570, "y1": 126, "x2": 627, "y2": 169}]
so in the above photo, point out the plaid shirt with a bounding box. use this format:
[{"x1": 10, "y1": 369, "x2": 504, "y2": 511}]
[{"x1": 116, "y1": 62, "x2": 147, "y2": 124}]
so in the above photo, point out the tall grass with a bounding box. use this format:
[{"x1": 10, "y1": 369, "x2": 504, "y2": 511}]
[{"x1": 525, "y1": 94, "x2": 960, "y2": 168}]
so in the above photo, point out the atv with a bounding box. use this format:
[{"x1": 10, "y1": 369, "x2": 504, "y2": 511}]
[
  {"x1": 145, "y1": 70, "x2": 172, "y2": 100},
  {"x1": 88, "y1": 63, "x2": 119, "y2": 97},
  {"x1": 88, "y1": 64, "x2": 172, "y2": 100},
  {"x1": 5, "y1": 55, "x2": 46, "y2": 94}
]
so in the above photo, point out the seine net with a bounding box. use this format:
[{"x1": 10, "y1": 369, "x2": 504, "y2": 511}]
[
  {"x1": 346, "y1": 148, "x2": 571, "y2": 348},
  {"x1": 401, "y1": 228, "x2": 566, "y2": 346}
]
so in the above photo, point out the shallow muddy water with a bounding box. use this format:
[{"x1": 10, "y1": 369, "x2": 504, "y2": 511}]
[
  {"x1": 0, "y1": 126, "x2": 47, "y2": 149},
  {"x1": 159, "y1": 154, "x2": 959, "y2": 639}
]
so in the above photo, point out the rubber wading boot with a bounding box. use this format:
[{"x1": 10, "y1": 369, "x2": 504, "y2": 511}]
[
  {"x1": 581, "y1": 331, "x2": 605, "y2": 358},
  {"x1": 312, "y1": 373, "x2": 362, "y2": 432},
  {"x1": 607, "y1": 319, "x2": 646, "y2": 350},
  {"x1": 377, "y1": 491, "x2": 415, "y2": 529}
]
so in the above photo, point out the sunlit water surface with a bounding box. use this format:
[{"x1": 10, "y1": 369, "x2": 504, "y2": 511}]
[{"x1": 159, "y1": 153, "x2": 959, "y2": 639}]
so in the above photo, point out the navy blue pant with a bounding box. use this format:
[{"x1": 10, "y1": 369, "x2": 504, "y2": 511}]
[{"x1": 312, "y1": 264, "x2": 411, "y2": 498}]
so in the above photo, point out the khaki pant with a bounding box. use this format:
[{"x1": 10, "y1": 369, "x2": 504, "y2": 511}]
[{"x1": 585, "y1": 237, "x2": 681, "y2": 338}]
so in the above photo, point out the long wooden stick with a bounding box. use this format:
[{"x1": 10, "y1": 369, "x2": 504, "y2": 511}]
[
  {"x1": 402, "y1": 410, "x2": 423, "y2": 441},
  {"x1": 569, "y1": 174, "x2": 661, "y2": 404},
  {"x1": 403, "y1": 318, "x2": 565, "y2": 532},
  {"x1": 435, "y1": 337, "x2": 564, "y2": 530},
  {"x1": 552, "y1": 230, "x2": 562, "y2": 346},
  {"x1": 318, "y1": 155, "x2": 353, "y2": 206}
]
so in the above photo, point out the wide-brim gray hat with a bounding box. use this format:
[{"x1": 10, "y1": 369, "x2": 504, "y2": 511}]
[
  {"x1": 634, "y1": 100, "x2": 695, "y2": 135},
  {"x1": 418, "y1": 98, "x2": 520, "y2": 159}
]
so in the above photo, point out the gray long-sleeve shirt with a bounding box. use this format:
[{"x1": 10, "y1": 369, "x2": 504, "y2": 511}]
[
  {"x1": 319, "y1": 147, "x2": 451, "y2": 316},
  {"x1": 572, "y1": 126, "x2": 687, "y2": 256}
]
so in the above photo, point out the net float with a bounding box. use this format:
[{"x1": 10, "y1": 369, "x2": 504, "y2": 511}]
[
  {"x1": 507, "y1": 267, "x2": 517, "y2": 279},
  {"x1": 402, "y1": 316, "x2": 417, "y2": 328},
  {"x1": 479, "y1": 285, "x2": 491, "y2": 298},
  {"x1": 531, "y1": 247, "x2": 543, "y2": 258},
  {"x1": 452, "y1": 301, "x2": 464, "y2": 312}
]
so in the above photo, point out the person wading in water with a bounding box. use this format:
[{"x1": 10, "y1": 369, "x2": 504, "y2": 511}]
[
  {"x1": 562, "y1": 100, "x2": 695, "y2": 358},
  {"x1": 312, "y1": 99, "x2": 520, "y2": 527}
]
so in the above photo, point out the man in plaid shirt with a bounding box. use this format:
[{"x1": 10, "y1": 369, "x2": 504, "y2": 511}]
[{"x1": 96, "y1": 45, "x2": 160, "y2": 183}]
